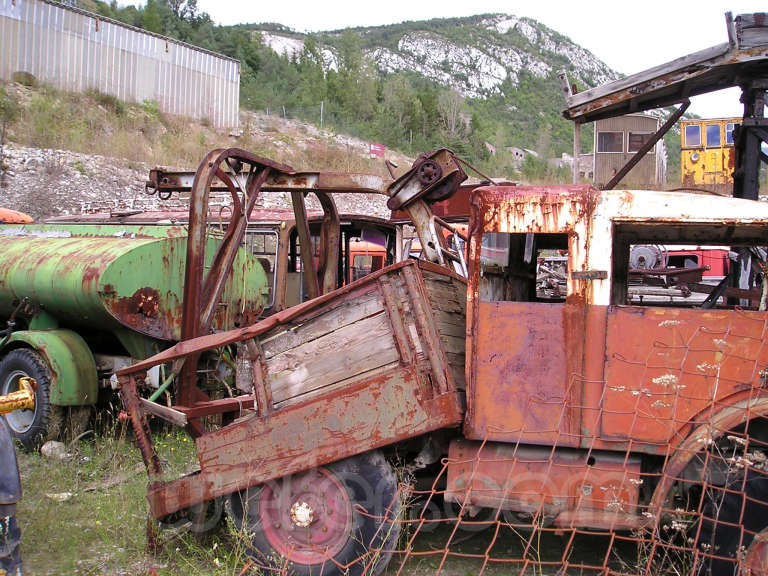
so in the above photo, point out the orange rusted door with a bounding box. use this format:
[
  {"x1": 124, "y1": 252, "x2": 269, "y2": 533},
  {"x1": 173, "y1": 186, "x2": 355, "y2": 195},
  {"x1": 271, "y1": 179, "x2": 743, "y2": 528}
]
[
  {"x1": 466, "y1": 231, "x2": 581, "y2": 447},
  {"x1": 471, "y1": 301, "x2": 576, "y2": 445}
]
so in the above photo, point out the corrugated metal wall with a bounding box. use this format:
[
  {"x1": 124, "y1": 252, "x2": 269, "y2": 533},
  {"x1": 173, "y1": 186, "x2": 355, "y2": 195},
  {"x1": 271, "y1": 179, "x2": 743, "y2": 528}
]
[
  {"x1": 0, "y1": 0, "x2": 239, "y2": 128},
  {"x1": 594, "y1": 115, "x2": 663, "y2": 188}
]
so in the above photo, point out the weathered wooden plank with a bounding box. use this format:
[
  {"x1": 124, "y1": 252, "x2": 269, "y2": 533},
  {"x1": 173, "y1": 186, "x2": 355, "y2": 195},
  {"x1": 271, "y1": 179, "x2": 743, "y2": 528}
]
[
  {"x1": 267, "y1": 312, "x2": 400, "y2": 404},
  {"x1": 432, "y1": 309, "x2": 465, "y2": 328},
  {"x1": 423, "y1": 278, "x2": 466, "y2": 313},
  {"x1": 402, "y1": 265, "x2": 452, "y2": 394},
  {"x1": 379, "y1": 275, "x2": 416, "y2": 365},
  {"x1": 423, "y1": 279, "x2": 465, "y2": 300},
  {"x1": 446, "y1": 353, "x2": 466, "y2": 389},
  {"x1": 421, "y1": 270, "x2": 466, "y2": 393},
  {"x1": 273, "y1": 361, "x2": 401, "y2": 410},
  {"x1": 432, "y1": 314, "x2": 466, "y2": 338},
  {"x1": 260, "y1": 290, "x2": 385, "y2": 358},
  {"x1": 440, "y1": 334, "x2": 466, "y2": 356}
]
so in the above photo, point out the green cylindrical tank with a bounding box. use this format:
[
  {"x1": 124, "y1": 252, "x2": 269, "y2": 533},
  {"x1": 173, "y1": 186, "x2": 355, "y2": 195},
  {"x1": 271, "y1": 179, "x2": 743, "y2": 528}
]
[{"x1": 0, "y1": 228, "x2": 267, "y2": 341}]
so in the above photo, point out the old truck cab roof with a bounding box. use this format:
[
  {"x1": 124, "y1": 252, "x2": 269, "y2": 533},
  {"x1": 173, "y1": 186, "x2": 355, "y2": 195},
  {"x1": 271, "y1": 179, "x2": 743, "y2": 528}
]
[{"x1": 470, "y1": 185, "x2": 768, "y2": 306}]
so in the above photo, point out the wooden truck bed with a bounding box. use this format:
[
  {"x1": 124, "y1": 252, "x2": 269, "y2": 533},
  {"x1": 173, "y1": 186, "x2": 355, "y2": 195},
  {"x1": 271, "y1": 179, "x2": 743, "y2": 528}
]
[{"x1": 119, "y1": 259, "x2": 466, "y2": 518}]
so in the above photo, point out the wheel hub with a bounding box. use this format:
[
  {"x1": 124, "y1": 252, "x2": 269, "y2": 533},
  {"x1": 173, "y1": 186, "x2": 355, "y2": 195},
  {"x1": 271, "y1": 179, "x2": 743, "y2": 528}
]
[
  {"x1": 259, "y1": 467, "x2": 352, "y2": 565},
  {"x1": 2, "y1": 370, "x2": 36, "y2": 433},
  {"x1": 290, "y1": 501, "x2": 315, "y2": 528}
]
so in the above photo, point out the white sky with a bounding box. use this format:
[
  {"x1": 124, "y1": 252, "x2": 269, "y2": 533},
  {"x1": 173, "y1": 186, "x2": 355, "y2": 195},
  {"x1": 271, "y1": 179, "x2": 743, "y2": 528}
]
[{"x1": 172, "y1": 1, "x2": 766, "y2": 118}]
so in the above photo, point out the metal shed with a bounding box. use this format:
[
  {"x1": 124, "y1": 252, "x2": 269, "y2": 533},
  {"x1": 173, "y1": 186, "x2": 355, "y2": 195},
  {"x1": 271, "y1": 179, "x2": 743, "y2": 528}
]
[
  {"x1": 594, "y1": 114, "x2": 665, "y2": 188},
  {"x1": 0, "y1": 0, "x2": 239, "y2": 128}
]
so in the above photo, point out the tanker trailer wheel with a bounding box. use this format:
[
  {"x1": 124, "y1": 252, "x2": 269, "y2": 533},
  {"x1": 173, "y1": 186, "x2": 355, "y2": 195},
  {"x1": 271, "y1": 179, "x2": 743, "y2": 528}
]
[
  {"x1": 227, "y1": 450, "x2": 401, "y2": 576},
  {"x1": 697, "y1": 466, "x2": 768, "y2": 576},
  {"x1": 0, "y1": 349, "x2": 51, "y2": 451}
]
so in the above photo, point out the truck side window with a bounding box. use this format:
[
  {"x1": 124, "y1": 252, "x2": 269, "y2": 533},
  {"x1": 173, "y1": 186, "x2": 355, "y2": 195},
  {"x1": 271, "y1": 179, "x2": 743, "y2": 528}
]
[
  {"x1": 612, "y1": 224, "x2": 768, "y2": 309},
  {"x1": 479, "y1": 232, "x2": 568, "y2": 302}
]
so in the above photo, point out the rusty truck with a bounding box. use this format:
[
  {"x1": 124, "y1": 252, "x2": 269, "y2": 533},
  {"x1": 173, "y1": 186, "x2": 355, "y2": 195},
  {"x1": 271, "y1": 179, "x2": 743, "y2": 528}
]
[{"x1": 116, "y1": 146, "x2": 768, "y2": 576}]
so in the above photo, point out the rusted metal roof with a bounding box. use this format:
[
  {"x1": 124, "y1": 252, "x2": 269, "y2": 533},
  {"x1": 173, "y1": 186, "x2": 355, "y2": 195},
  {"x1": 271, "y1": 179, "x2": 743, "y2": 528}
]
[{"x1": 562, "y1": 13, "x2": 768, "y2": 123}]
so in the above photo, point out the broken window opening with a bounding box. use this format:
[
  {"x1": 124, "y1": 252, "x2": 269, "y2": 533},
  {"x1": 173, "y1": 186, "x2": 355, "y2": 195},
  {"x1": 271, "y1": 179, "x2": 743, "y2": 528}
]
[
  {"x1": 480, "y1": 232, "x2": 569, "y2": 302},
  {"x1": 628, "y1": 132, "x2": 653, "y2": 153},
  {"x1": 244, "y1": 229, "x2": 279, "y2": 310},
  {"x1": 611, "y1": 223, "x2": 768, "y2": 309}
]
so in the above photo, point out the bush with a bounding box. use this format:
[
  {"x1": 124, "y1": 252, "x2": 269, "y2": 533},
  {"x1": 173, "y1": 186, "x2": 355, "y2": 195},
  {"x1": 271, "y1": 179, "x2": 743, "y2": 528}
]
[
  {"x1": 87, "y1": 89, "x2": 125, "y2": 116},
  {"x1": 0, "y1": 85, "x2": 20, "y2": 126},
  {"x1": 141, "y1": 99, "x2": 160, "y2": 119}
]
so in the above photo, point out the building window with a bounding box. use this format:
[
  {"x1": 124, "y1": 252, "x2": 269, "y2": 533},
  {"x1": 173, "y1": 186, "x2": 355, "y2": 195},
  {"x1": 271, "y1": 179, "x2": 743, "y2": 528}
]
[
  {"x1": 705, "y1": 124, "x2": 722, "y2": 148},
  {"x1": 725, "y1": 123, "x2": 736, "y2": 146},
  {"x1": 597, "y1": 132, "x2": 623, "y2": 153},
  {"x1": 684, "y1": 124, "x2": 701, "y2": 148},
  {"x1": 628, "y1": 132, "x2": 653, "y2": 153}
]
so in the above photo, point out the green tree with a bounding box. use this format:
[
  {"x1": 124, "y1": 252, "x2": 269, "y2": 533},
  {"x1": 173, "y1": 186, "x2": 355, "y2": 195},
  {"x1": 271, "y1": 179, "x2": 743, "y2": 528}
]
[
  {"x1": 438, "y1": 89, "x2": 466, "y2": 140},
  {"x1": 381, "y1": 74, "x2": 421, "y2": 137},
  {"x1": 142, "y1": 0, "x2": 162, "y2": 34}
]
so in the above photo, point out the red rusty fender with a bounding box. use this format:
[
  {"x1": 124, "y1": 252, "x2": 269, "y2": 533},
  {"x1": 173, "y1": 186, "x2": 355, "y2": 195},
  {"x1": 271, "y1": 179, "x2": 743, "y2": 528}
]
[
  {"x1": 649, "y1": 392, "x2": 768, "y2": 522},
  {"x1": 146, "y1": 367, "x2": 464, "y2": 518}
]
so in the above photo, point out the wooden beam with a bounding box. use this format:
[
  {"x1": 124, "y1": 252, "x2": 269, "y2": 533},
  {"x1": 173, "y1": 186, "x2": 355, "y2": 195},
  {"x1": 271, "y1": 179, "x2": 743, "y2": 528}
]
[{"x1": 139, "y1": 398, "x2": 188, "y2": 427}]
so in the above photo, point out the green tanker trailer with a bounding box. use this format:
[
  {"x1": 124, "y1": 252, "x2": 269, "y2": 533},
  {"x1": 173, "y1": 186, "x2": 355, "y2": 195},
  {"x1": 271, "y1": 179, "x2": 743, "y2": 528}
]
[{"x1": 0, "y1": 223, "x2": 268, "y2": 449}]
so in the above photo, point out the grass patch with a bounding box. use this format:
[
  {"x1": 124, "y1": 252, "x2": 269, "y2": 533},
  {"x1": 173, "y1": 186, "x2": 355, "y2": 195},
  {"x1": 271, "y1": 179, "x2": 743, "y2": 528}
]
[
  {"x1": 16, "y1": 425, "x2": 256, "y2": 575},
  {"x1": 1, "y1": 81, "x2": 401, "y2": 180}
]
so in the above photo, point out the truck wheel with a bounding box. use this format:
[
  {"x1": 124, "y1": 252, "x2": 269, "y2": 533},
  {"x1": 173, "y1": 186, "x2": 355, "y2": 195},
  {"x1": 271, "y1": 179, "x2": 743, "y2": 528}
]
[
  {"x1": 698, "y1": 467, "x2": 768, "y2": 576},
  {"x1": 0, "y1": 349, "x2": 52, "y2": 451},
  {"x1": 227, "y1": 450, "x2": 401, "y2": 576}
]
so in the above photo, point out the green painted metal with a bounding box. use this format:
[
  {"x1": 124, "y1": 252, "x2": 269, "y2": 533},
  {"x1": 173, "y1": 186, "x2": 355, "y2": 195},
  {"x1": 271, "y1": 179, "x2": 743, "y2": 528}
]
[
  {"x1": 27, "y1": 310, "x2": 59, "y2": 330},
  {"x1": 5, "y1": 330, "x2": 98, "y2": 406},
  {"x1": 0, "y1": 222, "x2": 268, "y2": 408},
  {"x1": 0, "y1": 228, "x2": 267, "y2": 343}
]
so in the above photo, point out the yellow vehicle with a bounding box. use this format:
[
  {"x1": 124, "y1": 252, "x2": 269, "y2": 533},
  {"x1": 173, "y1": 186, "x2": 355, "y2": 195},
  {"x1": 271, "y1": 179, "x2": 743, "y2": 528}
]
[{"x1": 680, "y1": 117, "x2": 738, "y2": 194}]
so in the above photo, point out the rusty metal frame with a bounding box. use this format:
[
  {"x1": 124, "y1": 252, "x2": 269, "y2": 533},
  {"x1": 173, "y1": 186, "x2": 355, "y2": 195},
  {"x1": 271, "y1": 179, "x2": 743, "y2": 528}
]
[
  {"x1": 118, "y1": 260, "x2": 465, "y2": 518},
  {"x1": 141, "y1": 147, "x2": 468, "y2": 437}
]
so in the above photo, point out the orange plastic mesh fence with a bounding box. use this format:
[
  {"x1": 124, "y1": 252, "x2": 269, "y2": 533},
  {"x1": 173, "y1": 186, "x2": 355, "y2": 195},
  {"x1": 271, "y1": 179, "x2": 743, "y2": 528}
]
[{"x1": 218, "y1": 313, "x2": 768, "y2": 575}]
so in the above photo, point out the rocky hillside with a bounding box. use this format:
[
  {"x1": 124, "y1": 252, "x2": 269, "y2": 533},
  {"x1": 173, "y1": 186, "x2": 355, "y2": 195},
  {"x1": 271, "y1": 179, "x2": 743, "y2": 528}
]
[{"x1": 260, "y1": 14, "x2": 616, "y2": 99}]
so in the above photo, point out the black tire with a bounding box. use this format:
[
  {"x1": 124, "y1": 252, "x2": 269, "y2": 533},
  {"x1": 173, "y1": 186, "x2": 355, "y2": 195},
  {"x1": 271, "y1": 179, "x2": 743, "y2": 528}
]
[
  {"x1": 698, "y1": 467, "x2": 768, "y2": 576},
  {"x1": 227, "y1": 450, "x2": 401, "y2": 576},
  {"x1": 0, "y1": 349, "x2": 52, "y2": 451}
]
